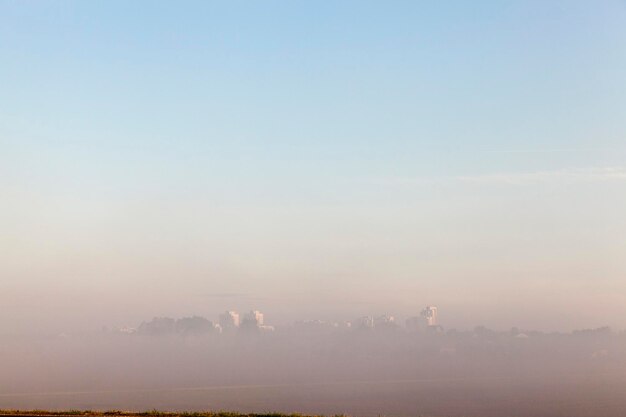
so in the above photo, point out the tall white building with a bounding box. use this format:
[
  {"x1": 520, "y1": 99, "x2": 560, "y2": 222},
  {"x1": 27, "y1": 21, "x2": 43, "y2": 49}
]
[
  {"x1": 406, "y1": 305, "x2": 439, "y2": 331},
  {"x1": 242, "y1": 310, "x2": 264, "y2": 327},
  {"x1": 421, "y1": 305, "x2": 438, "y2": 326},
  {"x1": 374, "y1": 314, "x2": 396, "y2": 328},
  {"x1": 219, "y1": 310, "x2": 240, "y2": 329}
]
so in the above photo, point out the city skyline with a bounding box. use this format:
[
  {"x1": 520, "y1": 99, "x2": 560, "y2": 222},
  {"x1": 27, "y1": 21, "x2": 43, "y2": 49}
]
[
  {"x1": 2, "y1": 2, "x2": 626, "y2": 416},
  {"x1": 2, "y1": 1, "x2": 626, "y2": 334}
]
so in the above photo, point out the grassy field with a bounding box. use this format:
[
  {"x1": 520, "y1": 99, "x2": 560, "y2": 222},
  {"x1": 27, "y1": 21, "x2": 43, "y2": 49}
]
[{"x1": 0, "y1": 411, "x2": 344, "y2": 417}]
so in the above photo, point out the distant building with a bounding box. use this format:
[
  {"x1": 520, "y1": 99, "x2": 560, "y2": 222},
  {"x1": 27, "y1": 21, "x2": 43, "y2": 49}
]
[
  {"x1": 420, "y1": 306, "x2": 439, "y2": 326},
  {"x1": 294, "y1": 320, "x2": 334, "y2": 331},
  {"x1": 421, "y1": 305, "x2": 438, "y2": 326},
  {"x1": 353, "y1": 316, "x2": 375, "y2": 329},
  {"x1": 374, "y1": 314, "x2": 397, "y2": 329},
  {"x1": 118, "y1": 326, "x2": 136, "y2": 334},
  {"x1": 240, "y1": 310, "x2": 265, "y2": 330},
  {"x1": 406, "y1": 305, "x2": 439, "y2": 331},
  {"x1": 219, "y1": 311, "x2": 240, "y2": 329},
  {"x1": 339, "y1": 320, "x2": 352, "y2": 329},
  {"x1": 246, "y1": 310, "x2": 264, "y2": 326}
]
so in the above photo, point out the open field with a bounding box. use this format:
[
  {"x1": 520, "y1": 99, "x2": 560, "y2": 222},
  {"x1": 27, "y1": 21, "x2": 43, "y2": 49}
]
[
  {"x1": 3, "y1": 373, "x2": 626, "y2": 417},
  {"x1": 3, "y1": 331, "x2": 626, "y2": 417}
]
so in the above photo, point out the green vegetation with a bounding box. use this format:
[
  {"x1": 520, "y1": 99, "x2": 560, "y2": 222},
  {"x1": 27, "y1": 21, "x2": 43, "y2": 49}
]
[{"x1": 0, "y1": 411, "x2": 345, "y2": 417}]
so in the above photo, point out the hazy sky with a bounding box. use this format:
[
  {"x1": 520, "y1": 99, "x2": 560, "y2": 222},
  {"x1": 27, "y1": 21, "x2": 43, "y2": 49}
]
[{"x1": 2, "y1": 0, "x2": 626, "y2": 333}]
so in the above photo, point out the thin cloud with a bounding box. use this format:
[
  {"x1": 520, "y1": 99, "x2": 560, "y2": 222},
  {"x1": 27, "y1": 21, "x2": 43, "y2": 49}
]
[
  {"x1": 482, "y1": 148, "x2": 618, "y2": 154},
  {"x1": 456, "y1": 167, "x2": 626, "y2": 185},
  {"x1": 373, "y1": 167, "x2": 626, "y2": 187}
]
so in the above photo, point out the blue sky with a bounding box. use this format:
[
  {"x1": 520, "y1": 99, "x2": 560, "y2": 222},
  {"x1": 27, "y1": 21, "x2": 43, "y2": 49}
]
[{"x1": 2, "y1": 1, "x2": 626, "y2": 332}]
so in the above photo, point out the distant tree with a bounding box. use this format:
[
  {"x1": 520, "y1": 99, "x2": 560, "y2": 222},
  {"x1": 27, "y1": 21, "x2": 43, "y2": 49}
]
[
  {"x1": 473, "y1": 325, "x2": 496, "y2": 339},
  {"x1": 573, "y1": 326, "x2": 612, "y2": 337},
  {"x1": 137, "y1": 317, "x2": 176, "y2": 335},
  {"x1": 175, "y1": 316, "x2": 214, "y2": 335}
]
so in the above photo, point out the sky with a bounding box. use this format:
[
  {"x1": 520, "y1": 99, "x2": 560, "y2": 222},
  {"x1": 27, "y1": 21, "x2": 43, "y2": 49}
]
[{"x1": 1, "y1": 0, "x2": 626, "y2": 333}]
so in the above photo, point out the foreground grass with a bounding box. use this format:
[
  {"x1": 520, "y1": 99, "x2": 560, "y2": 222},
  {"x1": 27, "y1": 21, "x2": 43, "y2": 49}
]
[{"x1": 0, "y1": 411, "x2": 346, "y2": 417}]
